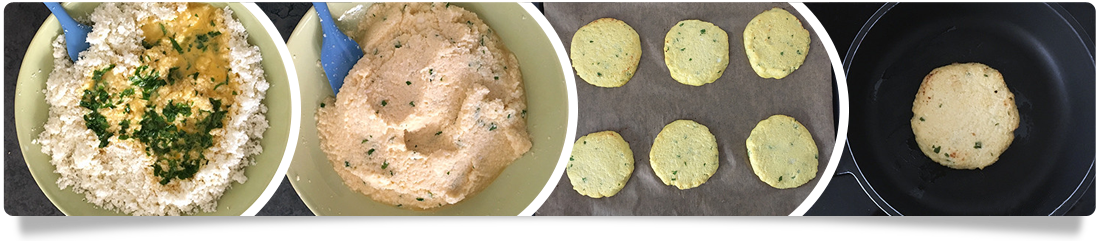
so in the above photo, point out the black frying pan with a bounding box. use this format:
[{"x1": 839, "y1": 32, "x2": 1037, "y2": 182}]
[{"x1": 843, "y1": 3, "x2": 1095, "y2": 215}]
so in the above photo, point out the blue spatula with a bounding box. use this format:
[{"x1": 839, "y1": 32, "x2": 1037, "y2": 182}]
[
  {"x1": 314, "y1": 2, "x2": 364, "y2": 95},
  {"x1": 44, "y1": 2, "x2": 91, "y2": 62}
]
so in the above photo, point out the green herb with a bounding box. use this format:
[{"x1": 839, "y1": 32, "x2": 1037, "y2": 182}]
[
  {"x1": 416, "y1": 198, "x2": 424, "y2": 201},
  {"x1": 381, "y1": 100, "x2": 388, "y2": 106},
  {"x1": 974, "y1": 142, "x2": 982, "y2": 149},
  {"x1": 320, "y1": 103, "x2": 326, "y2": 108},
  {"x1": 210, "y1": 20, "x2": 216, "y2": 26},
  {"x1": 160, "y1": 100, "x2": 192, "y2": 122},
  {"x1": 409, "y1": 101, "x2": 415, "y2": 107},
  {"x1": 945, "y1": 153, "x2": 950, "y2": 157},
  {"x1": 159, "y1": 23, "x2": 168, "y2": 35},
  {"x1": 345, "y1": 161, "x2": 350, "y2": 167},
  {"x1": 494, "y1": 76, "x2": 499, "y2": 80},
  {"x1": 779, "y1": 176, "x2": 783, "y2": 182},
  {"x1": 395, "y1": 41, "x2": 402, "y2": 48},
  {"x1": 141, "y1": 40, "x2": 156, "y2": 49},
  {"x1": 381, "y1": 160, "x2": 389, "y2": 169},
  {"x1": 83, "y1": 111, "x2": 112, "y2": 147},
  {"x1": 166, "y1": 67, "x2": 183, "y2": 85},
  {"x1": 488, "y1": 123, "x2": 496, "y2": 131},
  {"x1": 170, "y1": 37, "x2": 183, "y2": 54},
  {"x1": 91, "y1": 64, "x2": 115, "y2": 82},
  {"x1": 140, "y1": 98, "x2": 229, "y2": 185},
  {"x1": 368, "y1": 149, "x2": 376, "y2": 155},
  {"x1": 436, "y1": 131, "x2": 442, "y2": 136},
  {"x1": 213, "y1": 79, "x2": 228, "y2": 90},
  {"x1": 406, "y1": 81, "x2": 411, "y2": 85},
  {"x1": 933, "y1": 145, "x2": 941, "y2": 153},
  {"x1": 195, "y1": 32, "x2": 211, "y2": 51}
]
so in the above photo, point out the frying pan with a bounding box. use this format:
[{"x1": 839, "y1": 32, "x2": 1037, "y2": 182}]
[{"x1": 843, "y1": 3, "x2": 1095, "y2": 215}]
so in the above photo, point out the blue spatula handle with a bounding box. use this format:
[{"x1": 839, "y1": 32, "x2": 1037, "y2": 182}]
[{"x1": 44, "y1": 2, "x2": 92, "y2": 61}]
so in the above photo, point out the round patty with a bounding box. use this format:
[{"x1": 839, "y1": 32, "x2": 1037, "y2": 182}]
[
  {"x1": 743, "y1": 7, "x2": 810, "y2": 79},
  {"x1": 649, "y1": 120, "x2": 719, "y2": 190},
  {"x1": 663, "y1": 20, "x2": 730, "y2": 86},
  {"x1": 571, "y1": 18, "x2": 642, "y2": 88},
  {"x1": 746, "y1": 115, "x2": 818, "y2": 189},
  {"x1": 911, "y1": 62, "x2": 1019, "y2": 169},
  {"x1": 567, "y1": 131, "x2": 635, "y2": 198}
]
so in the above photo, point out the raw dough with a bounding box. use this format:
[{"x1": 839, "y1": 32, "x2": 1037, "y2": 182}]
[{"x1": 315, "y1": 3, "x2": 532, "y2": 210}]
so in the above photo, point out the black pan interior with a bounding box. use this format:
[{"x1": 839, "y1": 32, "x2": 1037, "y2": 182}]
[{"x1": 845, "y1": 3, "x2": 1095, "y2": 215}]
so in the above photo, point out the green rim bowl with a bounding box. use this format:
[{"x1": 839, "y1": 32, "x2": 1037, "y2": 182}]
[
  {"x1": 14, "y1": 2, "x2": 300, "y2": 216},
  {"x1": 286, "y1": 2, "x2": 576, "y2": 216}
]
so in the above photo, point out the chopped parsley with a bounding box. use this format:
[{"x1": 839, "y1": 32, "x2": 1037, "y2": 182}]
[
  {"x1": 129, "y1": 65, "x2": 166, "y2": 100},
  {"x1": 139, "y1": 98, "x2": 230, "y2": 185},
  {"x1": 170, "y1": 37, "x2": 183, "y2": 54},
  {"x1": 83, "y1": 112, "x2": 112, "y2": 147}
]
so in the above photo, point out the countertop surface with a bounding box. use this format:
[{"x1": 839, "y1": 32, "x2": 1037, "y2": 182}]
[{"x1": 4, "y1": 2, "x2": 1093, "y2": 216}]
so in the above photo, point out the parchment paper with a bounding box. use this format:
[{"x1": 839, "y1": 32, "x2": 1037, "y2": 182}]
[{"x1": 535, "y1": 2, "x2": 835, "y2": 216}]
